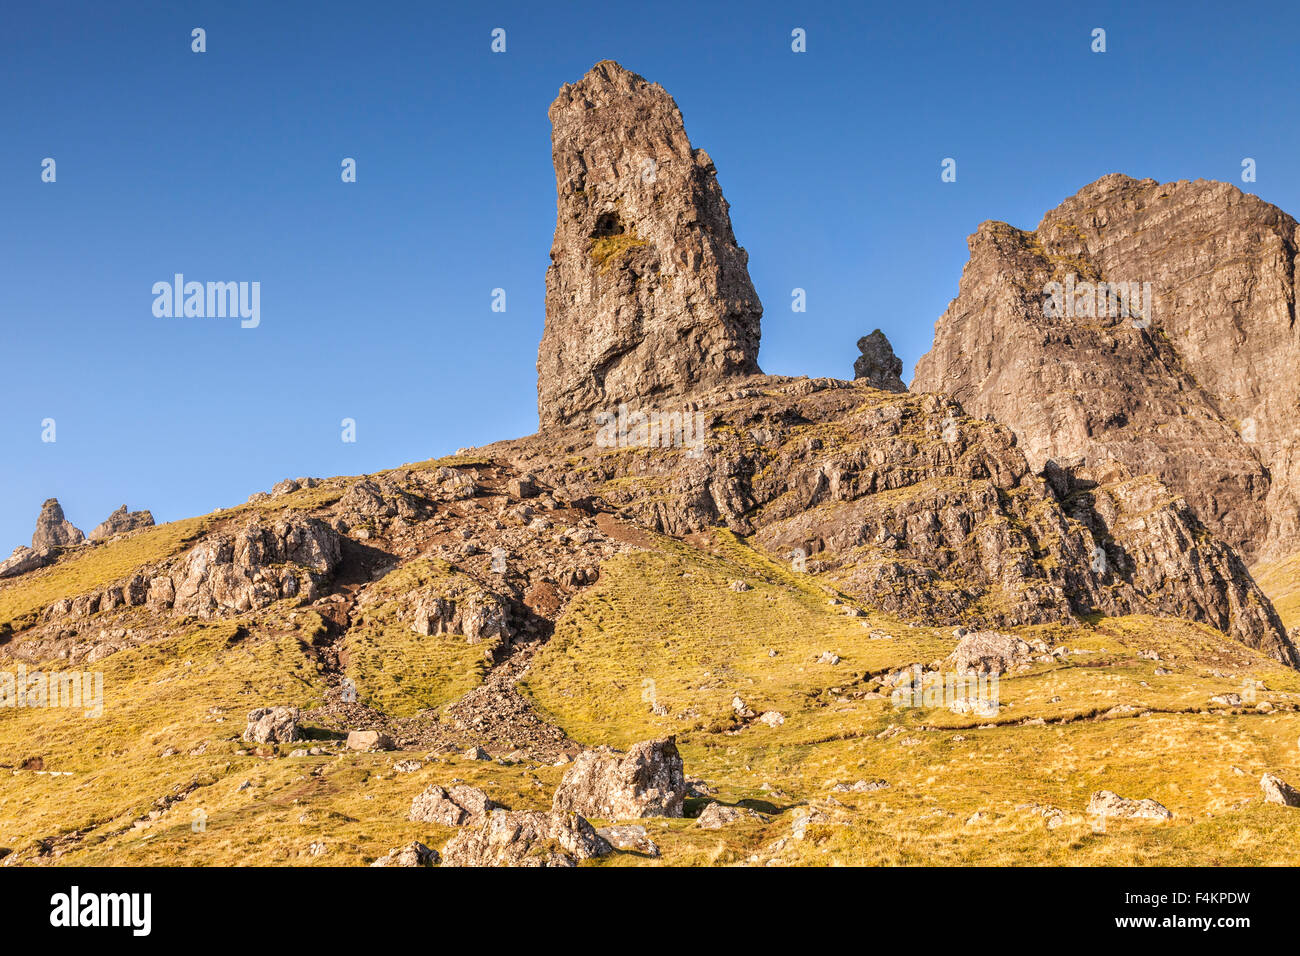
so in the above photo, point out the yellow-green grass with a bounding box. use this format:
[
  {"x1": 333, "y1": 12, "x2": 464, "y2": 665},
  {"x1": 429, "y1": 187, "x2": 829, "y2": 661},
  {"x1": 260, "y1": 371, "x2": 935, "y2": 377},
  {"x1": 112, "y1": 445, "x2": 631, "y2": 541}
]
[
  {"x1": 7, "y1": 518, "x2": 1300, "y2": 866},
  {"x1": 0, "y1": 620, "x2": 324, "y2": 861},
  {"x1": 1254, "y1": 552, "x2": 1300, "y2": 631},
  {"x1": 341, "y1": 559, "x2": 497, "y2": 718}
]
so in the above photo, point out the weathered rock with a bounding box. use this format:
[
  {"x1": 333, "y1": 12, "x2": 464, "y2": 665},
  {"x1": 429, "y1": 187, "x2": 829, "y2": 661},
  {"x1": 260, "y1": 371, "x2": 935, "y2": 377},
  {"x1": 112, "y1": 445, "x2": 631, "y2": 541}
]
[
  {"x1": 1087, "y1": 789, "x2": 1173, "y2": 821},
  {"x1": 411, "y1": 586, "x2": 511, "y2": 645},
  {"x1": 696, "y1": 802, "x2": 764, "y2": 829},
  {"x1": 440, "y1": 810, "x2": 611, "y2": 867},
  {"x1": 346, "y1": 730, "x2": 394, "y2": 752},
  {"x1": 408, "y1": 785, "x2": 499, "y2": 826},
  {"x1": 502, "y1": 379, "x2": 1296, "y2": 663},
  {"x1": 853, "y1": 330, "x2": 907, "y2": 392},
  {"x1": 242, "y1": 706, "x2": 301, "y2": 744},
  {"x1": 595, "y1": 824, "x2": 659, "y2": 856},
  {"x1": 31, "y1": 499, "x2": 83, "y2": 550},
  {"x1": 0, "y1": 546, "x2": 55, "y2": 579},
  {"x1": 166, "y1": 513, "x2": 341, "y2": 619},
  {"x1": 87, "y1": 505, "x2": 154, "y2": 542},
  {"x1": 1260, "y1": 773, "x2": 1300, "y2": 807},
  {"x1": 370, "y1": 842, "x2": 438, "y2": 867},
  {"x1": 914, "y1": 174, "x2": 1300, "y2": 566},
  {"x1": 949, "y1": 631, "x2": 1034, "y2": 676},
  {"x1": 552, "y1": 737, "x2": 686, "y2": 819},
  {"x1": 537, "y1": 60, "x2": 762, "y2": 429}
]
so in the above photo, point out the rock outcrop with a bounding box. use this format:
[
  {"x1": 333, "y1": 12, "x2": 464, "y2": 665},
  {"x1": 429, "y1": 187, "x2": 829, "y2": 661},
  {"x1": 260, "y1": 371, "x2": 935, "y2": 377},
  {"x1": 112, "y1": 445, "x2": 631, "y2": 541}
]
[
  {"x1": 551, "y1": 737, "x2": 687, "y2": 819},
  {"x1": 408, "y1": 785, "x2": 499, "y2": 826},
  {"x1": 853, "y1": 330, "x2": 907, "y2": 392},
  {"x1": 0, "y1": 547, "x2": 55, "y2": 579},
  {"x1": 496, "y1": 377, "x2": 1298, "y2": 663},
  {"x1": 88, "y1": 505, "x2": 155, "y2": 541},
  {"x1": 31, "y1": 498, "x2": 83, "y2": 550},
  {"x1": 536, "y1": 60, "x2": 762, "y2": 429},
  {"x1": 913, "y1": 174, "x2": 1300, "y2": 566}
]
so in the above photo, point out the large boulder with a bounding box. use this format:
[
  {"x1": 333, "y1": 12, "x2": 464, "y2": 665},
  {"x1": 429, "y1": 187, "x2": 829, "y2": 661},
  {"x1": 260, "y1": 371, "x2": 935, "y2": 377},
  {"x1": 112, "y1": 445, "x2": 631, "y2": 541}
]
[
  {"x1": 537, "y1": 60, "x2": 762, "y2": 429},
  {"x1": 408, "y1": 785, "x2": 499, "y2": 826},
  {"x1": 949, "y1": 631, "x2": 1034, "y2": 676},
  {"x1": 242, "y1": 706, "x2": 302, "y2": 744},
  {"x1": 88, "y1": 505, "x2": 155, "y2": 541},
  {"x1": 31, "y1": 498, "x2": 83, "y2": 550},
  {"x1": 551, "y1": 737, "x2": 687, "y2": 819},
  {"x1": 440, "y1": 810, "x2": 611, "y2": 867}
]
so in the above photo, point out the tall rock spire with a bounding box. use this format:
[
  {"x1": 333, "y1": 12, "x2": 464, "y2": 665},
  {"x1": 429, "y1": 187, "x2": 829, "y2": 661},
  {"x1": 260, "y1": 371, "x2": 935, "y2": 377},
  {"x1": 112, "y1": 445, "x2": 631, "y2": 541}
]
[{"x1": 537, "y1": 60, "x2": 762, "y2": 429}]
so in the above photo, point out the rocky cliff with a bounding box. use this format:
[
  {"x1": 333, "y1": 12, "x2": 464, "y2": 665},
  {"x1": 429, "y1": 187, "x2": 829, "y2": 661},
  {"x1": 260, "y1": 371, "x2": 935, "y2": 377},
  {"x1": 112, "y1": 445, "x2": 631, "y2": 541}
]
[
  {"x1": 537, "y1": 60, "x2": 762, "y2": 429},
  {"x1": 913, "y1": 174, "x2": 1300, "y2": 566}
]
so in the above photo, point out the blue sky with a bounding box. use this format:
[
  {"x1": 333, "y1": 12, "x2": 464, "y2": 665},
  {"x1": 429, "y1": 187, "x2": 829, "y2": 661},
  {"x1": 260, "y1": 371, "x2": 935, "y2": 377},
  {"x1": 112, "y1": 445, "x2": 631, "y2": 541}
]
[{"x1": 3, "y1": 0, "x2": 1299, "y2": 550}]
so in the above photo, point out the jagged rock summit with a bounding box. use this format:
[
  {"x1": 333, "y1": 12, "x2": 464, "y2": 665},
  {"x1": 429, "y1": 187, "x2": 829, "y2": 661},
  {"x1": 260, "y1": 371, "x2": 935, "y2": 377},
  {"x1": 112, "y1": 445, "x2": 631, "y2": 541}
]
[
  {"x1": 89, "y1": 504, "x2": 155, "y2": 542},
  {"x1": 914, "y1": 174, "x2": 1300, "y2": 565},
  {"x1": 31, "y1": 498, "x2": 83, "y2": 550},
  {"x1": 853, "y1": 329, "x2": 907, "y2": 392},
  {"x1": 537, "y1": 60, "x2": 762, "y2": 429}
]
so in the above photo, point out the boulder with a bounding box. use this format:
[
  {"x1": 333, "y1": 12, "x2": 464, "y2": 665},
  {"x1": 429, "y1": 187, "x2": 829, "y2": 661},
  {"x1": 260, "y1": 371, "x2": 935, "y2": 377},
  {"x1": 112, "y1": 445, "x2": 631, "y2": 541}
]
[
  {"x1": 242, "y1": 706, "x2": 302, "y2": 744},
  {"x1": 949, "y1": 631, "x2": 1034, "y2": 676},
  {"x1": 408, "y1": 785, "x2": 499, "y2": 826},
  {"x1": 696, "y1": 802, "x2": 764, "y2": 829},
  {"x1": 595, "y1": 824, "x2": 659, "y2": 856},
  {"x1": 1260, "y1": 773, "x2": 1300, "y2": 807},
  {"x1": 1086, "y1": 790, "x2": 1173, "y2": 821},
  {"x1": 370, "y1": 842, "x2": 438, "y2": 867},
  {"x1": 551, "y1": 737, "x2": 686, "y2": 819},
  {"x1": 440, "y1": 810, "x2": 611, "y2": 867},
  {"x1": 345, "y1": 730, "x2": 394, "y2": 752}
]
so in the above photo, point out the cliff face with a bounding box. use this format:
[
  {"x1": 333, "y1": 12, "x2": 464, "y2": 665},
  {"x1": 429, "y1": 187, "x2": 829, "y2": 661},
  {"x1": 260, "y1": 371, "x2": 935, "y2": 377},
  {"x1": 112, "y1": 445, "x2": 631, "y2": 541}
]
[
  {"x1": 914, "y1": 174, "x2": 1300, "y2": 566},
  {"x1": 537, "y1": 60, "x2": 762, "y2": 429}
]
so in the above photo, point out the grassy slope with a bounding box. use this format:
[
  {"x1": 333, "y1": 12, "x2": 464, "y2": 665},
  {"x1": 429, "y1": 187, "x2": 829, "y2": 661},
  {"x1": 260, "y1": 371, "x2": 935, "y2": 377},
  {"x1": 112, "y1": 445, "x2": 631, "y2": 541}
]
[
  {"x1": 2, "y1": 497, "x2": 1300, "y2": 864},
  {"x1": 1254, "y1": 552, "x2": 1300, "y2": 631}
]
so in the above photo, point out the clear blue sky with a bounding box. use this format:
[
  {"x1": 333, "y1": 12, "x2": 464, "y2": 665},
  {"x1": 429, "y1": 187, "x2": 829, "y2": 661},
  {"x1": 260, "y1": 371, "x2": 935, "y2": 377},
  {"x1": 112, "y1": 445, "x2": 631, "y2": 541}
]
[{"x1": 3, "y1": 0, "x2": 1299, "y2": 550}]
